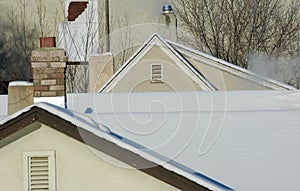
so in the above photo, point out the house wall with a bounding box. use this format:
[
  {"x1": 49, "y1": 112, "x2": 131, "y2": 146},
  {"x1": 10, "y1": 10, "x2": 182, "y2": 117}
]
[
  {"x1": 186, "y1": 57, "x2": 271, "y2": 90},
  {"x1": 110, "y1": 45, "x2": 202, "y2": 92},
  {"x1": 0, "y1": 124, "x2": 179, "y2": 191},
  {"x1": 88, "y1": 54, "x2": 114, "y2": 93}
]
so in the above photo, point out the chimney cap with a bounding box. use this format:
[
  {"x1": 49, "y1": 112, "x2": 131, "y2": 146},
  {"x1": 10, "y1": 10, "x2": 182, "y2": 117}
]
[
  {"x1": 9, "y1": 81, "x2": 33, "y2": 87},
  {"x1": 162, "y1": 5, "x2": 173, "y2": 13}
]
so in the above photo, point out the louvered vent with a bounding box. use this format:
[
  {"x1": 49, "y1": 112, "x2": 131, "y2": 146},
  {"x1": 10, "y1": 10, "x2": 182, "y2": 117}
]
[
  {"x1": 29, "y1": 156, "x2": 49, "y2": 190},
  {"x1": 151, "y1": 64, "x2": 163, "y2": 82},
  {"x1": 24, "y1": 151, "x2": 56, "y2": 191}
]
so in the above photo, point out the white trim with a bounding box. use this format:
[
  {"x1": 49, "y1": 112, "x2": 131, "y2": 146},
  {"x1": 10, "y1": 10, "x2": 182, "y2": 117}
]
[
  {"x1": 98, "y1": 34, "x2": 157, "y2": 93},
  {"x1": 155, "y1": 35, "x2": 216, "y2": 91},
  {"x1": 23, "y1": 151, "x2": 56, "y2": 191},
  {"x1": 99, "y1": 34, "x2": 216, "y2": 92}
]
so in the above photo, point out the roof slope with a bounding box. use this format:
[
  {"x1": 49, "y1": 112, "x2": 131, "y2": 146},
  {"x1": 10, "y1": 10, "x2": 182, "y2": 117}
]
[
  {"x1": 67, "y1": 90, "x2": 300, "y2": 191},
  {"x1": 0, "y1": 102, "x2": 233, "y2": 191},
  {"x1": 168, "y1": 40, "x2": 295, "y2": 90}
]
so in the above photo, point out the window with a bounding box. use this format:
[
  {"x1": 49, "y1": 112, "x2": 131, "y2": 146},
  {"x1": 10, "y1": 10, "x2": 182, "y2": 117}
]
[
  {"x1": 151, "y1": 64, "x2": 163, "y2": 82},
  {"x1": 23, "y1": 151, "x2": 56, "y2": 191}
]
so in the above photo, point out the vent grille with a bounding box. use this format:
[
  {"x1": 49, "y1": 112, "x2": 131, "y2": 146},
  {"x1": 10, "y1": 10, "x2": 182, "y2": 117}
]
[
  {"x1": 29, "y1": 157, "x2": 49, "y2": 190},
  {"x1": 151, "y1": 64, "x2": 163, "y2": 82},
  {"x1": 24, "y1": 151, "x2": 56, "y2": 191}
]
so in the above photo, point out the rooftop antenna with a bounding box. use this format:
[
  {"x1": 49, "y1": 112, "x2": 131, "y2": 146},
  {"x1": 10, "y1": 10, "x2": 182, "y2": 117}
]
[{"x1": 158, "y1": 5, "x2": 178, "y2": 42}]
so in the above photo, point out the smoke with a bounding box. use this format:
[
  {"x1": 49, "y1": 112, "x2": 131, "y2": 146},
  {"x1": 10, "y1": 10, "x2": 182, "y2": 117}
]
[
  {"x1": 248, "y1": 53, "x2": 281, "y2": 80},
  {"x1": 248, "y1": 52, "x2": 300, "y2": 88}
]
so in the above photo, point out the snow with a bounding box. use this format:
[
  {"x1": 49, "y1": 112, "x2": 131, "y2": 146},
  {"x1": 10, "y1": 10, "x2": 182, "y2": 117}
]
[
  {"x1": 0, "y1": 95, "x2": 7, "y2": 116},
  {"x1": 68, "y1": 90, "x2": 300, "y2": 113},
  {"x1": 34, "y1": 97, "x2": 65, "y2": 108},
  {"x1": 0, "y1": 100, "x2": 231, "y2": 191},
  {"x1": 9, "y1": 81, "x2": 33, "y2": 86},
  {"x1": 67, "y1": 90, "x2": 300, "y2": 191},
  {"x1": 0, "y1": 99, "x2": 234, "y2": 191},
  {"x1": 0, "y1": 102, "x2": 99, "y2": 132},
  {"x1": 0, "y1": 95, "x2": 8, "y2": 120},
  {"x1": 1, "y1": 90, "x2": 300, "y2": 191}
]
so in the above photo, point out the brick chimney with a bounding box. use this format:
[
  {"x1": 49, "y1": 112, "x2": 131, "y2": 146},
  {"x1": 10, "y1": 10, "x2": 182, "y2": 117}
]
[{"x1": 31, "y1": 48, "x2": 67, "y2": 107}]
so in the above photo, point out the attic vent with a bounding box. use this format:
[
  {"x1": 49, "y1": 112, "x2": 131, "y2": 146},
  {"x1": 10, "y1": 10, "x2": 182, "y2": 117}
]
[
  {"x1": 24, "y1": 151, "x2": 56, "y2": 191},
  {"x1": 151, "y1": 64, "x2": 163, "y2": 82}
]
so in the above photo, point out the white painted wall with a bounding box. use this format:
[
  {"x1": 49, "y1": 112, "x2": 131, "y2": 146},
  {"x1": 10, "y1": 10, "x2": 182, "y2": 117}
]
[{"x1": 58, "y1": 0, "x2": 99, "y2": 62}]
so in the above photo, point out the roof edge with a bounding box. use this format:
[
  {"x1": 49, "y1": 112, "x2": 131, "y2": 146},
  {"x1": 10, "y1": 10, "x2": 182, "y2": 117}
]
[{"x1": 0, "y1": 102, "x2": 234, "y2": 191}]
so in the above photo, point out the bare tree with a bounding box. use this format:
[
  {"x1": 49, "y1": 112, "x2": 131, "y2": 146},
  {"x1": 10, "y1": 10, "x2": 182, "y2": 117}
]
[
  {"x1": 111, "y1": 12, "x2": 136, "y2": 71},
  {"x1": 1, "y1": 1, "x2": 38, "y2": 81},
  {"x1": 60, "y1": 1, "x2": 103, "y2": 93},
  {"x1": 36, "y1": 0, "x2": 48, "y2": 37},
  {"x1": 172, "y1": 0, "x2": 300, "y2": 68},
  {"x1": 0, "y1": 0, "x2": 62, "y2": 94}
]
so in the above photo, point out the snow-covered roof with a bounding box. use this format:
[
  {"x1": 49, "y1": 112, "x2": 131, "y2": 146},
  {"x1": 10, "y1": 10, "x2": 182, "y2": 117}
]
[
  {"x1": 0, "y1": 101, "x2": 233, "y2": 191},
  {"x1": 67, "y1": 90, "x2": 300, "y2": 191},
  {"x1": 1, "y1": 84, "x2": 299, "y2": 190},
  {"x1": 9, "y1": 81, "x2": 33, "y2": 86},
  {"x1": 0, "y1": 95, "x2": 7, "y2": 120}
]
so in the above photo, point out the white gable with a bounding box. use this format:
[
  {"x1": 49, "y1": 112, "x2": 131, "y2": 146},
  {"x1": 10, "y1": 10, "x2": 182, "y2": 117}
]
[{"x1": 99, "y1": 34, "x2": 216, "y2": 93}]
